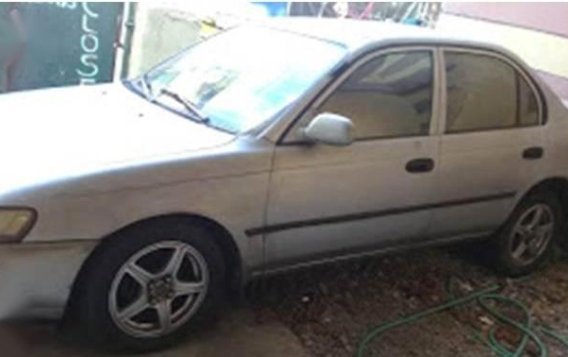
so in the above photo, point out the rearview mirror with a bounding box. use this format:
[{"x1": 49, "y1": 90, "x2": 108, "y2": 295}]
[{"x1": 303, "y1": 113, "x2": 354, "y2": 146}]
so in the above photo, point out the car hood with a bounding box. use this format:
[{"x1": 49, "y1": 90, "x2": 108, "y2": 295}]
[{"x1": 0, "y1": 84, "x2": 235, "y2": 196}]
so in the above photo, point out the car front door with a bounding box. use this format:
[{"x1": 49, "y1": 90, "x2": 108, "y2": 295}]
[
  {"x1": 428, "y1": 48, "x2": 546, "y2": 239},
  {"x1": 257, "y1": 48, "x2": 442, "y2": 271}
]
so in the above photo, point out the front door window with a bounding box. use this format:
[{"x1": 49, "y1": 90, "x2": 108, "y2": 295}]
[{"x1": 318, "y1": 51, "x2": 434, "y2": 140}]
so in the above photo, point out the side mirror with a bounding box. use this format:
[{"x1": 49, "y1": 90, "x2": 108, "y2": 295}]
[{"x1": 303, "y1": 113, "x2": 354, "y2": 146}]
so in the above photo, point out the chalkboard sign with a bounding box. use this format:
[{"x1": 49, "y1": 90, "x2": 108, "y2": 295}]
[{"x1": 0, "y1": 2, "x2": 123, "y2": 94}]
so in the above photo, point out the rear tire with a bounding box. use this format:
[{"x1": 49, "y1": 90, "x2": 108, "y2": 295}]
[
  {"x1": 492, "y1": 191, "x2": 561, "y2": 277},
  {"x1": 74, "y1": 219, "x2": 226, "y2": 352}
]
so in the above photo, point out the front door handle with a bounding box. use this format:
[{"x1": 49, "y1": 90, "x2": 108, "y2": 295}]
[
  {"x1": 523, "y1": 147, "x2": 544, "y2": 160},
  {"x1": 406, "y1": 158, "x2": 435, "y2": 173}
]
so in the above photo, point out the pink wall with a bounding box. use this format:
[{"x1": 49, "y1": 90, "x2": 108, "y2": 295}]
[
  {"x1": 443, "y1": 2, "x2": 568, "y2": 99},
  {"x1": 443, "y1": 2, "x2": 568, "y2": 37}
]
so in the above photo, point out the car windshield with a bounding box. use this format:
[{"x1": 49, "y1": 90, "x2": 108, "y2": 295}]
[{"x1": 142, "y1": 25, "x2": 347, "y2": 134}]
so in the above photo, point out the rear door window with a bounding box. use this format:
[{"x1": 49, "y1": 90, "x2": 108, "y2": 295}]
[{"x1": 444, "y1": 51, "x2": 540, "y2": 133}]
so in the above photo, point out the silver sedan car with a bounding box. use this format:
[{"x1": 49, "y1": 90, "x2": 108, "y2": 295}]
[{"x1": 1, "y1": 18, "x2": 568, "y2": 350}]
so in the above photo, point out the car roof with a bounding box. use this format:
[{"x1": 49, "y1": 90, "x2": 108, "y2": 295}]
[{"x1": 260, "y1": 17, "x2": 515, "y2": 58}]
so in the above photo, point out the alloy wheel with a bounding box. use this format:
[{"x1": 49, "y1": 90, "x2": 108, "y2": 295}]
[
  {"x1": 108, "y1": 241, "x2": 209, "y2": 338},
  {"x1": 509, "y1": 203, "x2": 554, "y2": 266}
]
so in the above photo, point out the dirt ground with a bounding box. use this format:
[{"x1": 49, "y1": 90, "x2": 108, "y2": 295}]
[{"x1": 249, "y1": 243, "x2": 568, "y2": 356}]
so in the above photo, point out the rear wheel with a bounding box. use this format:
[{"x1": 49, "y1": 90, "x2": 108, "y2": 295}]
[
  {"x1": 493, "y1": 191, "x2": 561, "y2": 277},
  {"x1": 75, "y1": 219, "x2": 225, "y2": 351}
]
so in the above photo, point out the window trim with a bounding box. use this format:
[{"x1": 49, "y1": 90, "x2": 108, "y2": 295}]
[
  {"x1": 440, "y1": 47, "x2": 544, "y2": 135},
  {"x1": 280, "y1": 46, "x2": 440, "y2": 144}
]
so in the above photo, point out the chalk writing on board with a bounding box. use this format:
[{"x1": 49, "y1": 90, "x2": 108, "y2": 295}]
[
  {"x1": 48, "y1": 2, "x2": 78, "y2": 10},
  {"x1": 77, "y1": 3, "x2": 100, "y2": 85}
]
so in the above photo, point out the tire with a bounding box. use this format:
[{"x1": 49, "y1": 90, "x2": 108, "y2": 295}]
[
  {"x1": 73, "y1": 218, "x2": 226, "y2": 352},
  {"x1": 492, "y1": 191, "x2": 562, "y2": 277}
]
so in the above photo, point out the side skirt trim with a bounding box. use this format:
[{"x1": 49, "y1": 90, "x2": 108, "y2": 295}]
[{"x1": 245, "y1": 191, "x2": 516, "y2": 237}]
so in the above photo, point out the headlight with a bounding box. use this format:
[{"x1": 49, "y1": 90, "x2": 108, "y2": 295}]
[{"x1": 0, "y1": 208, "x2": 37, "y2": 243}]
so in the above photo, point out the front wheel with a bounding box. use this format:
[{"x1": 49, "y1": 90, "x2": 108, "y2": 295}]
[
  {"x1": 492, "y1": 191, "x2": 562, "y2": 277},
  {"x1": 74, "y1": 220, "x2": 225, "y2": 351}
]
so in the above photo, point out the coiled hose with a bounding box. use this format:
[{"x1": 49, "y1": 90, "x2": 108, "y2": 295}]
[{"x1": 357, "y1": 277, "x2": 568, "y2": 357}]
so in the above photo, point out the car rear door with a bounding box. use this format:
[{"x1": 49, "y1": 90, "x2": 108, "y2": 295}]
[
  {"x1": 428, "y1": 47, "x2": 546, "y2": 239},
  {"x1": 255, "y1": 47, "x2": 442, "y2": 271}
]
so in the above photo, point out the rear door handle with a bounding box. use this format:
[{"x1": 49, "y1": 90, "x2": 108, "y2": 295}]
[
  {"x1": 406, "y1": 158, "x2": 435, "y2": 173},
  {"x1": 523, "y1": 147, "x2": 544, "y2": 160}
]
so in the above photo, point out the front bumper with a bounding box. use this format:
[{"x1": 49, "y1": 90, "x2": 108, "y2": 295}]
[{"x1": 0, "y1": 240, "x2": 96, "y2": 320}]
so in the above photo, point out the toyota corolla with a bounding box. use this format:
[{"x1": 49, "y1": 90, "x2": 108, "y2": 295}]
[{"x1": 1, "y1": 19, "x2": 568, "y2": 351}]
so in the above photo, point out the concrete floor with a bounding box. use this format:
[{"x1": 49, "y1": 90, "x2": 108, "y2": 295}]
[{"x1": 0, "y1": 308, "x2": 308, "y2": 357}]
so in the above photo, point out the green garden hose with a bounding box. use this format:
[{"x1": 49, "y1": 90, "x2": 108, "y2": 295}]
[{"x1": 357, "y1": 277, "x2": 568, "y2": 357}]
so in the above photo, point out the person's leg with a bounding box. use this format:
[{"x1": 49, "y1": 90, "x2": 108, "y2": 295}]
[
  {"x1": 0, "y1": 50, "x2": 13, "y2": 93},
  {"x1": 4, "y1": 61, "x2": 14, "y2": 92},
  {"x1": 0, "y1": 63, "x2": 7, "y2": 93},
  {"x1": 1, "y1": 46, "x2": 24, "y2": 93}
]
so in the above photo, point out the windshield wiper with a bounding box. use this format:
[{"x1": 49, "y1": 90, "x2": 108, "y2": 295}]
[
  {"x1": 158, "y1": 88, "x2": 210, "y2": 124},
  {"x1": 138, "y1": 74, "x2": 153, "y2": 100}
]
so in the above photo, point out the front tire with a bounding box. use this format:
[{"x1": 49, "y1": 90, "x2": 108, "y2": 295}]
[
  {"x1": 492, "y1": 191, "x2": 561, "y2": 277},
  {"x1": 75, "y1": 219, "x2": 225, "y2": 352}
]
